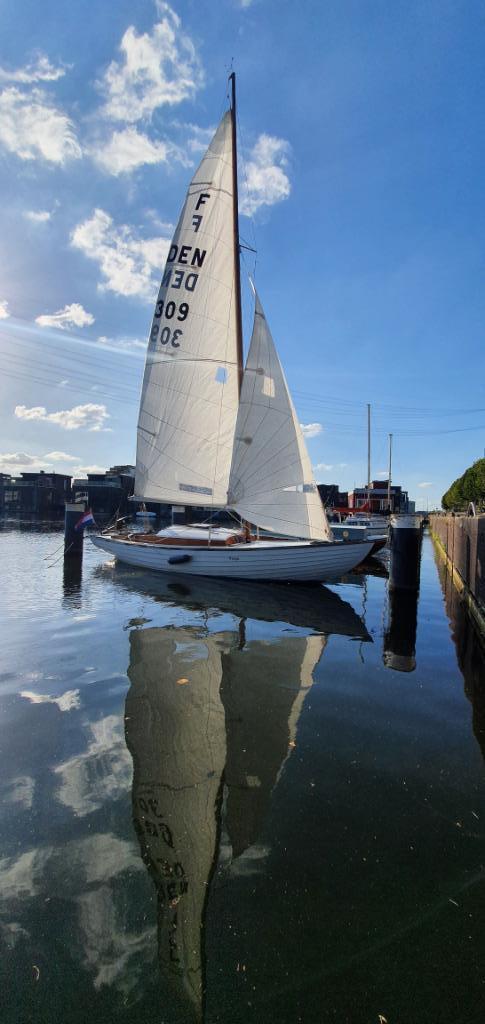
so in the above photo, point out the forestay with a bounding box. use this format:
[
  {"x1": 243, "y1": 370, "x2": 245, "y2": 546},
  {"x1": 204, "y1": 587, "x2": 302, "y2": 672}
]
[
  {"x1": 227, "y1": 293, "x2": 334, "y2": 541},
  {"x1": 135, "y1": 112, "x2": 240, "y2": 507}
]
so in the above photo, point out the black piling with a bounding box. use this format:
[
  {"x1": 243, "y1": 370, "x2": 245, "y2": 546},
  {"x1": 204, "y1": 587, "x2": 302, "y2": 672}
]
[
  {"x1": 64, "y1": 501, "x2": 85, "y2": 558},
  {"x1": 383, "y1": 586, "x2": 419, "y2": 672},
  {"x1": 171, "y1": 504, "x2": 187, "y2": 526},
  {"x1": 389, "y1": 515, "x2": 423, "y2": 591}
]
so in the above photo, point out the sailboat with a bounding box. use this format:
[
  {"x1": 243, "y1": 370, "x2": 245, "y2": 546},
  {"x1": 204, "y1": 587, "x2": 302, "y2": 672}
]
[{"x1": 91, "y1": 75, "x2": 372, "y2": 581}]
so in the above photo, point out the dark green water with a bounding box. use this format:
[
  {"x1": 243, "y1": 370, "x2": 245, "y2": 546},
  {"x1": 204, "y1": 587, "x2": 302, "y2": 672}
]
[{"x1": 1, "y1": 523, "x2": 484, "y2": 1024}]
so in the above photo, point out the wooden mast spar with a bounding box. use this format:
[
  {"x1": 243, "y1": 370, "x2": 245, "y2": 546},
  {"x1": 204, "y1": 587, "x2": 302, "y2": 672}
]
[
  {"x1": 229, "y1": 71, "x2": 244, "y2": 396},
  {"x1": 229, "y1": 72, "x2": 250, "y2": 541}
]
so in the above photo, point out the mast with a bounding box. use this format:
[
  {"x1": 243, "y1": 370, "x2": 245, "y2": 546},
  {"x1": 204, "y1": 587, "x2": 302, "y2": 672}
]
[
  {"x1": 367, "y1": 403, "x2": 371, "y2": 510},
  {"x1": 229, "y1": 71, "x2": 244, "y2": 395},
  {"x1": 387, "y1": 432, "x2": 393, "y2": 511}
]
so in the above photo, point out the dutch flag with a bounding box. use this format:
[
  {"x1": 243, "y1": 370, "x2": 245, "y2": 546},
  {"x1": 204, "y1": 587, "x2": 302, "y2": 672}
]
[{"x1": 75, "y1": 509, "x2": 96, "y2": 530}]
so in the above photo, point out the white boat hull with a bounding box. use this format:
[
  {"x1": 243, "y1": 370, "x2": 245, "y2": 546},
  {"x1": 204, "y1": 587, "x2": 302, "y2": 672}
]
[{"x1": 90, "y1": 535, "x2": 374, "y2": 582}]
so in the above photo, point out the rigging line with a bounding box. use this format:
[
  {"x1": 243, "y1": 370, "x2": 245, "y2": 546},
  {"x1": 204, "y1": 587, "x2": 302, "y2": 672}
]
[
  {"x1": 0, "y1": 367, "x2": 140, "y2": 409},
  {"x1": 235, "y1": 104, "x2": 258, "y2": 275},
  {"x1": 1, "y1": 351, "x2": 141, "y2": 396}
]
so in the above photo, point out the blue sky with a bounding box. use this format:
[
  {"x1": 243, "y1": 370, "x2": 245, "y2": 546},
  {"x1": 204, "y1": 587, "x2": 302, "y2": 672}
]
[{"x1": 1, "y1": 0, "x2": 484, "y2": 509}]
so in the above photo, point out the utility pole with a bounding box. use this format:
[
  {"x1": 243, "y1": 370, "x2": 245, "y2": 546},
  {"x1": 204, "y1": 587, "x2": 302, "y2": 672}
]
[{"x1": 387, "y1": 433, "x2": 393, "y2": 511}]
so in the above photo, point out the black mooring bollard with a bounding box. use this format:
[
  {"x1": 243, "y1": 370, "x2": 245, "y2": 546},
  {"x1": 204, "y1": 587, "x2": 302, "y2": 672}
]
[
  {"x1": 383, "y1": 585, "x2": 419, "y2": 672},
  {"x1": 389, "y1": 514, "x2": 423, "y2": 591},
  {"x1": 64, "y1": 501, "x2": 86, "y2": 557},
  {"x1": 171, "y1": 504, "x2": 187, "y2": 526}
]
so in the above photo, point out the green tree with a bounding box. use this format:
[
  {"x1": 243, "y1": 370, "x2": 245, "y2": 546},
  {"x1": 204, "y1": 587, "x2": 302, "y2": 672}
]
[{"x1": 442, "y1": 458, "x2": 485, "y2": 510}]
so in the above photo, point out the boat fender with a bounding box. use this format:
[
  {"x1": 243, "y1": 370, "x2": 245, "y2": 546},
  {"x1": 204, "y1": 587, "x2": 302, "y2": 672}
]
[{"x1": 168, "y1": 553, "x2": 192, "y2": 565}]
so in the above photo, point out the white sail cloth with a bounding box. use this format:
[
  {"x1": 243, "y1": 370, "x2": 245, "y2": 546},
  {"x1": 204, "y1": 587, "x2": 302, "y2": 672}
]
[
  {"x1": 227, "y1": 293, "x2": 333, "y2": 541},
  {"x1": 135, "y1": 112, "x2": 239, "y2": 507}
]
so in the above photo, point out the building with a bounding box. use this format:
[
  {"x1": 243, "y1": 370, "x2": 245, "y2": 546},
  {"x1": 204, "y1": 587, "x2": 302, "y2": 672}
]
[
  {"x1": 317, "y1": 483, "x2": 349, "y2": 508},
  {"x1": 72, "y1": 465, "x2": 135, "y2": 515},
  {"x1": 348, "y1": 480, "x2": 412, "y2": 513},
  {"x1": 0, "y1": 473, "x2": 12, "y2": 512},
  {"x1": 2, "y1": 471, "x2": 72, "y2": 513}
]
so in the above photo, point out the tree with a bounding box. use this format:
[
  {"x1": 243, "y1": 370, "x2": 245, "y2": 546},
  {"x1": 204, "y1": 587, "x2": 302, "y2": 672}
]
[{"x1": 442, "y1": 458, "x2": 485, "y2": 510}]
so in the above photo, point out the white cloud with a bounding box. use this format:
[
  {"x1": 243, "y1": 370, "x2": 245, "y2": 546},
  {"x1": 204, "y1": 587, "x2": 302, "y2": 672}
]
[
  {"x1": 300, "y1": 422, "x2": 323, "y2": 439},
  {"x1": 0, "y1": 450, "x2": 79, "y2": 472},
  {"x1": 3, "y1": 775, "x2": 34, "y2": 810},
  {"x1": 0, "y1": 54, "x2": 67, "y2": 84},
  {"x1": 183, "y1": 122, "x2": 215, "y2": 154},
  {"x1": 71, "y1": 208, "x2": 170, "y2": 301},
  {"x1": 15, "y1": 403, "x2": 110, "y2": 432},
  {"x1": 0, "y1": 452, "x2": 47, "y2": 471},
  {"x1": 0, "y1": 86, "x2": 81, "y2": 164},
  {"x1": 73, "y1": 464, "x2": 108, "y2": 477},
  {"x1": 24, "y1": 209, "x2": 51, "y2": 223},
  {"x1": 0, "y1": 299, "x2": 9, "y2": 319},
  {"x1": 98, "y1": 334, "x2": 146, "y2": 352},
  {"x1": 44, "y1": 451, "x2": 80, "y2": 462},
  {"x1": 21, "y1": 689, "x2": 80, "y2": 712},
  {"x1": 90, "y1": 126, "x2": 178, "y2": 175},
  {"x1": 313, "y1": 462, "x2": 333, "y2": 472},
  {"x1": 98, "y1": 2, "x2": 203, "y2": 123},
  {"x1": 418, "y1": 481, "x2": 433, "y2": 488},
  {"x1": 240, "y1": 134, "x2": 291, "y2": 216},
  {"x1": 35, "y1": 303, "x2": 94, "y2": 330},
  {"x1": 54, "y1": 715, "x2": 132, "y2": 816}
]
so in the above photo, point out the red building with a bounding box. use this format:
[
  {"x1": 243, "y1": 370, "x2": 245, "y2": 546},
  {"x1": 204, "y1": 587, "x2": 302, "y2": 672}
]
[{"x1": 348, "y1": 480, "x2": 412, "y2": 513}]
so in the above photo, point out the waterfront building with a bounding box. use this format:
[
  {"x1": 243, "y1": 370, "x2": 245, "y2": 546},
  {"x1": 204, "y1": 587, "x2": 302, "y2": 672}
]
[
  {"x1": 348, "y1": 480, "x2": 413, "y2": 513},
  {"x1": 0, "y1": 473, "x2": 12, "y2": 512},
  {"x1": 317, "y1": 484, "x2": 349, "y2": 508},
  {"x1": 2, "y1": 471, "x2": 72, "y2": 513},
  {"x1": 71, "y1": 465, "x2": 135, "y2": 515}
]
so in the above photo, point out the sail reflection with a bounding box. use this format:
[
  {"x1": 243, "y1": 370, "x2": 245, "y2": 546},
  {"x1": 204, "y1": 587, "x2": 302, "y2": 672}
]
[
  {"x1": 126, "y1": 627, "x2": 227, "y2": 1021},
  {"x1": 221, "y1": 633, "x2": 325, "y2": 858},
  {"x1": 124, "y1": 577, "x2": 368, "y2": 1019}
]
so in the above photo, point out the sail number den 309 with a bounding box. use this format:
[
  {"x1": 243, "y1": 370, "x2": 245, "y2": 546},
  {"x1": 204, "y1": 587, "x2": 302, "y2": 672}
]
[{"x1": 149, "y1": 190, "x2": 211, "y2": 349}]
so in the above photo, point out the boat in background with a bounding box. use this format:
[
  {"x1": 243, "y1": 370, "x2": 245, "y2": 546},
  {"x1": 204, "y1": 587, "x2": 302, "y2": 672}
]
[
  {"x1": 329, "y1": 513, "x2": 388, "y2": 553},
  {"x1": 92, "y1": 75, "x2": 372, "y2": 581}
]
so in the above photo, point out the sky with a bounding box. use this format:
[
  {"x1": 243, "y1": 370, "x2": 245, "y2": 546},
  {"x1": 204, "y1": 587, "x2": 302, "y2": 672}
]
[{"x1": 0, "y1": 0, "x2": 484, "y2": 510}]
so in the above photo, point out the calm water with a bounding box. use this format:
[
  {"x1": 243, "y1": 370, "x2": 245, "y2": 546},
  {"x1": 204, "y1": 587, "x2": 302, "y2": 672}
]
[{"x1": 1, "y1": 522, "x2": 484, "y2": 1024}]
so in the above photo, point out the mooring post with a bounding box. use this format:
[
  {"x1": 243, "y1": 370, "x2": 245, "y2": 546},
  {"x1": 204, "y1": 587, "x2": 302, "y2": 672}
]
[
  {"x1": 64, "y1": 501, "x2": 86, "y2": 558},
  {"x1": 389, "y1": 514, "x2": 423, "y2": 591},
  {"x1": 171, "y1": 504, "x2": 187, "y2": 526},
  {"x1": 383, "y1": 585, "x2": 419, "y2": 672}
]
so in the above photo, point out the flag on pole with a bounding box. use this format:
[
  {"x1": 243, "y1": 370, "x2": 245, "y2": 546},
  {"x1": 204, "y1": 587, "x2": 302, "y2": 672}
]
[{"x1": 75, "y1": 509, "x2": 95, "y2": 530}]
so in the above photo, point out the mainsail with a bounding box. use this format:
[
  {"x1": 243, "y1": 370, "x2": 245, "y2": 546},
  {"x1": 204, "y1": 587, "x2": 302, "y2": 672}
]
[
  {"x1": 227, "y1": 292, "x2": 333, "y2": 540},
  {"x1": 126, "y1": 626, "x2": 228, "y2": 1017},
  {"x1": 135, "y1": 111, "x2": 240, "y2": 507}
]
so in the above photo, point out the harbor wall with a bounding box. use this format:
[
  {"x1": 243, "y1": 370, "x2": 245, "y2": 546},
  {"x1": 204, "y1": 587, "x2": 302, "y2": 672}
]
[{"x1": 430, "y1": 514, "x2": 485, "y2": 639}]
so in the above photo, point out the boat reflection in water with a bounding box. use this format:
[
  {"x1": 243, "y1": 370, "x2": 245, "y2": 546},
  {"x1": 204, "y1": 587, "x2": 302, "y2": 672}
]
[
  {"x1": 122, "y1": 571, "x2": 371, "y2": 1019},
  {"x1": 96, "y1": 561, "x2": 371, "y2": 639},
  {"x1": 383, "y1": 584, "x2": 420, "y2": 673}
]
